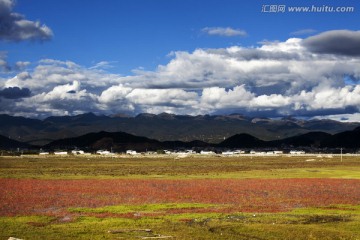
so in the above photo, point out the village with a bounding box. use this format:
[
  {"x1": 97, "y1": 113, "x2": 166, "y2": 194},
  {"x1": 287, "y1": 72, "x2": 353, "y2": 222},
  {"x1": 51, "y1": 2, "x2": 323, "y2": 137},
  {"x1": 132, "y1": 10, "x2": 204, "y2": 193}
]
[{"x1": 32, "y1": 148, "x2": 358, "y2": 158}]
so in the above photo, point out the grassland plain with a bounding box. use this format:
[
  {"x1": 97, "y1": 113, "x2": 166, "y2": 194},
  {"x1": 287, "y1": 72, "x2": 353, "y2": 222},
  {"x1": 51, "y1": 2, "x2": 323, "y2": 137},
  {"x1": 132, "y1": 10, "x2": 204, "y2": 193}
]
[{"x1": 0, "y1": 155, "x2": 360, "y2": 239}]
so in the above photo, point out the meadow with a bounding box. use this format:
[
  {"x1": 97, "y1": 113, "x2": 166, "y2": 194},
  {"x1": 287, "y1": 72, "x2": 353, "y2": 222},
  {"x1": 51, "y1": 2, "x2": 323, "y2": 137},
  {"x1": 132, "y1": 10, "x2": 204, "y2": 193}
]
[{"x1": 0, "y1": 155, "x2": 360, "y2": 239}]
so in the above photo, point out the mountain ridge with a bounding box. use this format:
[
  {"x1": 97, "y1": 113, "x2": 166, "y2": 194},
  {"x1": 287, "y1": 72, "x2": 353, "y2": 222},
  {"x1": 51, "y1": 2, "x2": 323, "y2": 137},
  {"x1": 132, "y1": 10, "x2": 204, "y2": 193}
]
[
  {"x1": 0, "y1": 112, "x2": 359, "y2": 146},
  {"x1": 43, "y1": 127, "x2": 360, "y2": 152},
  {"x1": 1, "y1": 127, "x2": 360, "y2": 151}
]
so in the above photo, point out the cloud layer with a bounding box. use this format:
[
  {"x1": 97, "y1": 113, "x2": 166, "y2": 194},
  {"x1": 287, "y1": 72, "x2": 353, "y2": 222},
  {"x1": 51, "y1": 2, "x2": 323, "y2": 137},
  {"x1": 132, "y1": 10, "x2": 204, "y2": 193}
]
[
  {"x1": 0, "y1": 0, "x2": 53, "y2": 41},
  {"x1": 1, "y1": 30, "x2": 360, "y2": 120}
]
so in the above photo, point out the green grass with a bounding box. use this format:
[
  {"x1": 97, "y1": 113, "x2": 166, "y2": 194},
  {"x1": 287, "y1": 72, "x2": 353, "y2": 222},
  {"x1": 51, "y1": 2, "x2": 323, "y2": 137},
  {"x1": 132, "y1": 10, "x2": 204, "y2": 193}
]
[
  {"x1": 1, "y1": 155, "x2": 360, "y2": 179},
  {"x1": 1, "y1": 204, "x2": 359, "y2": 239},
  {"x1": 69, "y1": 203, "x2": 220, "y2": 214}
]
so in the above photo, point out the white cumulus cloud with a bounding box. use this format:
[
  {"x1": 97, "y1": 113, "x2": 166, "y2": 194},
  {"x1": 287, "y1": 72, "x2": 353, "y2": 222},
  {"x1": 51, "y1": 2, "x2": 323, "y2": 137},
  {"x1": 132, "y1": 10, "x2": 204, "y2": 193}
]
[{"x1": 2, "y1": 30, "x2": 360, "y2": 120}]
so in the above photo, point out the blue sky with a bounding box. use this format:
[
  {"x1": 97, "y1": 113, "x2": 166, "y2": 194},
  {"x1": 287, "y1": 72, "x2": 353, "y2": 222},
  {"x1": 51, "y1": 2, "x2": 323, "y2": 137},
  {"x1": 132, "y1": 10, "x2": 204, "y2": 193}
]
[
  {"x1": 7, "y1": 0, "x2": 359, "y2": 72},
  {"x1": 1, "y1": 0, "x2": 360, "y2": 120}
]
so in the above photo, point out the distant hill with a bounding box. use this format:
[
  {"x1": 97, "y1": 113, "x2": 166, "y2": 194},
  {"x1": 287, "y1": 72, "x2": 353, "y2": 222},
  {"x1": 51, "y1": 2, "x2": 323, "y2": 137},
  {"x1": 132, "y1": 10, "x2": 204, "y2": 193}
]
[
  {"x1": 44, "y1": 131, "x2": 211, "y2": 152},
  {"x1": 219, "y1": 134, "x2": 266, "y2": 148},
  {"x1": 42, "y1": 127, "x2": 360, "y2": 152},
  {"x1": 45, "y1": 131, "x2": 162, "y2": 152},
  {"x1": 0, "y1": 112, "x2": 359, "y2": 146},
  {"x1": 0, "y1": 134, "x2": 32, "y2": 149},
  {"x1": 272, "y1": 132, "x2": 332, "y2": 148},
  {"x1": 219, "y1": 127, "x2": 360, "y2": 150},
  {"x1": 321, "y1": 127, "x2": 360, "y2": 148}
]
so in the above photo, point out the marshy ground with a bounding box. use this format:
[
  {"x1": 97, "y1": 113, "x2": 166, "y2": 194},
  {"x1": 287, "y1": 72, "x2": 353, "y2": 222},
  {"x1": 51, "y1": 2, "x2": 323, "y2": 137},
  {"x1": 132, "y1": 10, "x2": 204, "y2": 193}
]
[{"x1": 0, "y1": 155, "x2": 359, "y2": 239}]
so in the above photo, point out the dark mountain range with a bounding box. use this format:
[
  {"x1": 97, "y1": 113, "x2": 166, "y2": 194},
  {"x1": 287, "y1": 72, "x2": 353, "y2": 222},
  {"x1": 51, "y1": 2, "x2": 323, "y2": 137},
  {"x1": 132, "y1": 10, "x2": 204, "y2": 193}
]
[
  {"x1": 272, "y1": 132, "x2": 332, "y2": 148},
  {"x1": 320, "y1": 127, "x2": 360, "y2": 148},
  {"x1": 45, "y1": 131, "x2": 211, "y2": 152},
  {"x1": 41, "y1": 127, "x2": 360, "y2": 152},
  {"x1": 219, "y1": 131, "x2": 333, "y2": 149},
  {"x1": 0, "y1": 135, "x2": 32, "y2": 149},
  {"x1": 45, "y1": 131, "x2": 162, "y2": 152},
  {"x1": 219, "y1": 128, "x2": 360, "y2": 150},
  {"x1": 0, "y1": 112, "x2": 359, "y2": 146}
]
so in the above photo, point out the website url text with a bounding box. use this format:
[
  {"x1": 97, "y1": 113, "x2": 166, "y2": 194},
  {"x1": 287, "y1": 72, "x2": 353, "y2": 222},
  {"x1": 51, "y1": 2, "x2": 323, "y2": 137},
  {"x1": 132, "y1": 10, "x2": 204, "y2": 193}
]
[{"x1": 261, "y1": 5, "x2": 355, "y2": 13}]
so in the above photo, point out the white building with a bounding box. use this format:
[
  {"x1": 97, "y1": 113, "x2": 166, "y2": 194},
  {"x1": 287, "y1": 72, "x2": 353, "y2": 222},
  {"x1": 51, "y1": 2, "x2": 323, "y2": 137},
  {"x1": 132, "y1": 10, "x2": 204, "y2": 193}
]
[
  {"x1": 222, "y1": 151, "x2": 234, "y2": 155},
  {"x1": 234, "y1": 150, "x2": 245, "y2": 154},
  {"x1": 54, "y1": 151, "x2": 68, "y2": 155},
  {"x1": 250, "y1": 150, "x2": 266, "y2": 154},
  {"x1": 185, "y1": 150, "x2": 196, "y2": 154},
  {"x1": 72, "y1": 150, "x2": 85, "y2": 155},
  {"x1": 96, "y1": 150, "x2": 112, "y2": 155},
  {"x1": 200, "y1": 150, "x2": 215, "y2": 155},
  {"x1": 126, "y1": 150, "x2": 138, "y2": 155},
  {"x1": 290, "y1": 150, "x2": 305, "y2": 155}
]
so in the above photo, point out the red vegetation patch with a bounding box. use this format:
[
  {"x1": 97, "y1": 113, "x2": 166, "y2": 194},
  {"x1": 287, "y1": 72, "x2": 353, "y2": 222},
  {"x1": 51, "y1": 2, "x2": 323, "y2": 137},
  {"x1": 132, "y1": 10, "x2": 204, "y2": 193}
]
[{"x1": 0, "y1": 178, "x2": 359, "y2": 216}]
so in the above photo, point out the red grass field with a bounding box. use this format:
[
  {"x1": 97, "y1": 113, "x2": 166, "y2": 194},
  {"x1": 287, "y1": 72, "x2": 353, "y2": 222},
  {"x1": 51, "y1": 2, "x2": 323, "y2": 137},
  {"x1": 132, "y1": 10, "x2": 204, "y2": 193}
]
[{"x1": 1, "y1": 178, "x2": 359, "y2": 217}]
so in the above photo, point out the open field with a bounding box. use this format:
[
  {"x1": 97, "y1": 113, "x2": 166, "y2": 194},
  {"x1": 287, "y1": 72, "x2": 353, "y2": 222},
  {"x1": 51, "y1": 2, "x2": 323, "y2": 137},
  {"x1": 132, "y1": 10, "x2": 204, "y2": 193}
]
[
  {"x1": 1, "y1": 155, "x2": 360, "y2": 239},
  {"x1": 1, "y1": 155, "x2": 360, "y2": 179}
]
